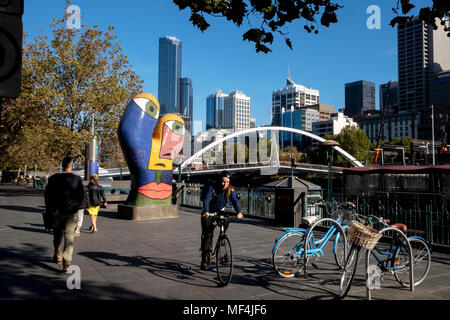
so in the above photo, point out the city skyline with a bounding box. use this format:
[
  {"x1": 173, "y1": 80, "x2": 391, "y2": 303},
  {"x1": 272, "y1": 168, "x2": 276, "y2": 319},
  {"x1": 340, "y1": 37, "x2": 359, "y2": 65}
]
[{"x1": 22, "y1": 0, "x2": 436, "y2": 132}]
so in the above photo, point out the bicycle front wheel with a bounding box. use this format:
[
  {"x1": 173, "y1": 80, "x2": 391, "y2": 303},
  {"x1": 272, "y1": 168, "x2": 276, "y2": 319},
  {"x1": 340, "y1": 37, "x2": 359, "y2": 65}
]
[
  {"x1": 216, "y1": 235, "x2": 233, "y2": 286},
  {"x1": 394, "y1": 237, "x2": 431, "y2": 287},
  {"x1": 339, "y1": 245, "x2": 360, "y2": 299},
  {"x1": 272, "y1": 232, "x2": 306, "y2": 278}
]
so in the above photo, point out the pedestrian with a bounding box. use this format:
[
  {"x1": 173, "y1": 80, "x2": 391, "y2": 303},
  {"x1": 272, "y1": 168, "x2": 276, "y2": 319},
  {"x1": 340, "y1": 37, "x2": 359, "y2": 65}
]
[
  {"x1": 44, "y1": 156, "x2": 85, "y2": 272},
  {"x1": 200, "y1": 170, "x2": 243, "y2": 271},
  {"x1": 74, "y1": 184, "x2": 89, "y2": 237},
  {"x1": 87, "y1": 174, "x2": 107, "y2": 232}
]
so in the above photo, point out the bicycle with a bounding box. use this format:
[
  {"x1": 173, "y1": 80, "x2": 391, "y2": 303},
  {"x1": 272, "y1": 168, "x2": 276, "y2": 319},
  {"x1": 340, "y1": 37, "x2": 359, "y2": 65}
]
[
  {"x1": 208, "y1": 212, "x2": 240, "y2": 286},
  {"x1": 272, "y1": 200, "x2": 365, "y2": 278},
  {"x1": 339, "y1": 216, "x2": 432, "y2": 299},
  {"x1": 367, "y1": 215, "x2": 432, "y2": 287}
]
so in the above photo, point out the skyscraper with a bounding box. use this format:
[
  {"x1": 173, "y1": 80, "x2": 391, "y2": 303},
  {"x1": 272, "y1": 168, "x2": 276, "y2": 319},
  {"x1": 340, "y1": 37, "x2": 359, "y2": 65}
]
[
  {"x1": 179, "y1": 77, "x2": 193, "y2": 134},
  {"x1": 206, "y1": 90, "x2": 227, "y2": 130},
  {"x1": 223, "y1": 90, "x2": 251, "y2": 131},
  {"x1": 344, "y1": 80, "x2": 375, "y2": 117},
  {"x1": 158, "y1": 36, "x2": 182, "y2": 115},
  {"x1": 272, "y1": 77, "x2": 320, "y2": 126},
  {"x1": 397, "y1": 17, "x2": 450, "y2": 112},
  {"x1": 379, "y1": 81, "x2": 399, "y2": 114}
]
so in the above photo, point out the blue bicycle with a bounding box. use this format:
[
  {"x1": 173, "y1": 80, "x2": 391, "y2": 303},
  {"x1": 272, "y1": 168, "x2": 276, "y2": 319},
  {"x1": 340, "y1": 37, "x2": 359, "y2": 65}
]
[
  {"x1": 272, "y1": 201, "x2": 364, "y2": 278},
  {"x1": 339, "y1": 215, "x2": 432, "y2": 298},
  {"x1": 367, "y1": 215, "x2": 432, "y2": 287}
]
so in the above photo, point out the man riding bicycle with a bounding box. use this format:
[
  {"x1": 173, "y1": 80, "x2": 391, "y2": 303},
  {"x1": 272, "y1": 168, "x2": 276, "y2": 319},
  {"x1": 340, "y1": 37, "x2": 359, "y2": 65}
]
[{"x1": 200, "y1": 170, "x2": 243, "y2": 271}]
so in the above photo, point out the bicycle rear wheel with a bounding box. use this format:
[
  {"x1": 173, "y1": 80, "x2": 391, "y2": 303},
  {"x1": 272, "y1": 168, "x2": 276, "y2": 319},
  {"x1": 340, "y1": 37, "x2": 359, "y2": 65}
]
[
  {"x1": 272, "y1": 232, "x2": 306, "y2": 278},
  {"x1": 394, "y1": 237, "x2": 431, "y2": 287},
  {"x1": 334, "y1": 226, "x2": 349, "y2": 269},
  {"x1": 339, "y1": 245, "x2": 360, "y2": 299},
  {"x1": 216, "y1": 235, "x2": 233, "y2": 286}
]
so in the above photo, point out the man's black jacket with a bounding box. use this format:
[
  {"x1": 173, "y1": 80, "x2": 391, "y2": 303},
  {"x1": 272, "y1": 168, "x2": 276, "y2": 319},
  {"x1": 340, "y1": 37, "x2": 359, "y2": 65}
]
[{"x1": 44, "y1": 173, "x2": 85, "y2": 215}]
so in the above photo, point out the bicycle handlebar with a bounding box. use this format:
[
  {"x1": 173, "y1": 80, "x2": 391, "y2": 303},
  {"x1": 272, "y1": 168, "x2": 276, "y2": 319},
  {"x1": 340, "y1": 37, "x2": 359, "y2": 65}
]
[
  {"x1": 368, "y1": 215, "x2": 390, "y2": 228},
  {"x1": 208, "y1": 212, "x2": 241, "y2": 220}
]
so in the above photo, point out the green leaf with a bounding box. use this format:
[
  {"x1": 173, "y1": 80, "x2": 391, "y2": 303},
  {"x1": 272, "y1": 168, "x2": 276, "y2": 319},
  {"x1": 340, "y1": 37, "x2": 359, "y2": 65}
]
[
  {"x1": 243, "y1": 28, "x2": 264, "y2": 42},
  {"x1": 190, "y1": 13, "x2": 210, "y2": 32}
]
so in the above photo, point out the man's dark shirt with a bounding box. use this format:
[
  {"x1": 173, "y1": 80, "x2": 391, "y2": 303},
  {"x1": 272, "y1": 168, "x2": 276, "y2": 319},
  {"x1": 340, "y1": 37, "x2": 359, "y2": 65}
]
[
  {"x1": 44, "y1": 172, "x2": 85, "y2": 215},
  {"x1": 202, "y1": 183, "x2": 241, "y2": 214}
]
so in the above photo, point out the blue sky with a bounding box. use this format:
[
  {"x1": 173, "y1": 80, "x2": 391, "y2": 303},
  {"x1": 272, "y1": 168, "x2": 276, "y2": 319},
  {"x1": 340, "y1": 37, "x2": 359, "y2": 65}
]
[{"x1": 22, "y1": 0, "x2": 433, "y2": 131}]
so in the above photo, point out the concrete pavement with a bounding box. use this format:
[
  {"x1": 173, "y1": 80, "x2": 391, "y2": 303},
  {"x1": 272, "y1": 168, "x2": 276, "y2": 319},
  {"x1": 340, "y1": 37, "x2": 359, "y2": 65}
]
[{"x1": 1, "y1": 183, "x2": 449, "y2": 300}]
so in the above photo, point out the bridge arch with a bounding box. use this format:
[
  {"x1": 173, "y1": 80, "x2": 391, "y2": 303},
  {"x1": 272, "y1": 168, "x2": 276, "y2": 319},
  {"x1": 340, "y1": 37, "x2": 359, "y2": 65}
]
[{"x1": 180, "y1": 126, "x2": 364, "y2": 171}]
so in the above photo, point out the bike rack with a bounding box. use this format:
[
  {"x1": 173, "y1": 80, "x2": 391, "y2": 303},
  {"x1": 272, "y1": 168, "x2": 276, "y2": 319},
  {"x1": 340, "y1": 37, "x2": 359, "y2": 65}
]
[
  {"x1": 365, "y1": 227, "x2": 414, "y2": 300},
  {"x1": 303, "y1": 218, "x2": 348, "y2": 279}
]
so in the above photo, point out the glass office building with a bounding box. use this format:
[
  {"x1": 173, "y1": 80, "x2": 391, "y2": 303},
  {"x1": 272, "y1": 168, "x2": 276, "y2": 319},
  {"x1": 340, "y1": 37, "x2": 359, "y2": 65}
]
[
  {"x1": 344, "y1": 80, "x2": 375, "y2": 117},
  {"x1": 158, "y1": 36, "x2": 182, "y2": 115},
  {"x1": 206, "y1": 90, "x2": 227, "y2": 130},
  {"x1": 179, "y1": 77, "x2": 193, "y2": 134}
]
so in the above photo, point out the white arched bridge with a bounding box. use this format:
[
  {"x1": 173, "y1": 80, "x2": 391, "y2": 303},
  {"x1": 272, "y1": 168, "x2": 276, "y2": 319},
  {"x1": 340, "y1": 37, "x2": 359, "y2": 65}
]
[
  {"x1": 176, "y1": 126, "x2": 363, "y2": 177},
  {"x1": 86, "y1": 126, "x2": 364, "y2": 179}
]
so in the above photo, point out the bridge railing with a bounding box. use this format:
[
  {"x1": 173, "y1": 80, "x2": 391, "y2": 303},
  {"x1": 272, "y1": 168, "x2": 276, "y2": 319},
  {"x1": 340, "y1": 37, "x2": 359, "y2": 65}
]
[{"x1": 181, "y1": 185, "x2": 276, "y2": 220}]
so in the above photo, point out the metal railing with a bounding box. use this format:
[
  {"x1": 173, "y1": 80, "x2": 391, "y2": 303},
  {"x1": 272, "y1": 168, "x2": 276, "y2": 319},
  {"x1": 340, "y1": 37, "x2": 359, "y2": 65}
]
[
  {"x1": 333, "y1": 192, "x2": 450, "y2": 246},
  {"x1": 181, "y1": 186, "x2": 276, "y2": 220}
]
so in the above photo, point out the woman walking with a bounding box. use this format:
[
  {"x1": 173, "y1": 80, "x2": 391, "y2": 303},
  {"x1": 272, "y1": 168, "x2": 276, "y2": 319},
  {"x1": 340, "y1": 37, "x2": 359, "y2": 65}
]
[{"x1": 87, "y1": 174, "x2": 107, "y2": 232}]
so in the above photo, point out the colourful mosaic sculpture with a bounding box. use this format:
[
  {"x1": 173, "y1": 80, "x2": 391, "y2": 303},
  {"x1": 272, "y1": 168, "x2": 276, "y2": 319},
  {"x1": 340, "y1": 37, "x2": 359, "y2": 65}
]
[{"x1": 118, "y1": 93, "x2": 185, "y2": 206}]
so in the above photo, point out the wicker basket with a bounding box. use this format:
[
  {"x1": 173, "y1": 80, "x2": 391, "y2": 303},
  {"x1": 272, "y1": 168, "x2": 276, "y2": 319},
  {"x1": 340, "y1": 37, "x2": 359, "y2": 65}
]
[{"x1": 348, "y1": 221, "x2": 382, "y2": 250}]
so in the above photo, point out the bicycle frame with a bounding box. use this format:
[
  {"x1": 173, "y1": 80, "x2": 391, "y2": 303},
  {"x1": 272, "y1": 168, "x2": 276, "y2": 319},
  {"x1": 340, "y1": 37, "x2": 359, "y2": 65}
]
[
  {"x1": 272, "y1": 217, "x2": 348, "y2": 258},
  {"x1": 370, "y1": 234, "x2": 432, "y2": 273}
]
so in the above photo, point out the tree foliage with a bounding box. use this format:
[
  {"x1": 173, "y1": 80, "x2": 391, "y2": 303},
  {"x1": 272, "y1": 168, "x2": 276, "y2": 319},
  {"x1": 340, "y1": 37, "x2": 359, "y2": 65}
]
[
  {"x1": 0, "y1": 7, "x2": 143, "y2": 171},
  {"x1": 331, "y1": 126, "x2": 371, "y2": 166},
  {"x1": 173, "y1": 0, "x2": 449, "y2": 53},
  {"x1": 306, "y1": 126, "x2": 371, "y2": 167}
]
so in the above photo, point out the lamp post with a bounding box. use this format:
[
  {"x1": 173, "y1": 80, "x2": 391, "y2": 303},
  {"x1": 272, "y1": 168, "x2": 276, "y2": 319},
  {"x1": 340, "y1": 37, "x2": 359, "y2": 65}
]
[
  {"x1": 431, "y1": 105, "x2": 435, "y2": 165},
  {"x1": 320, "y1": 140, "x2": 341, "y2": 202},
  {"x1": 290, "y1": 105, "x2": 294, "y2": 178}
]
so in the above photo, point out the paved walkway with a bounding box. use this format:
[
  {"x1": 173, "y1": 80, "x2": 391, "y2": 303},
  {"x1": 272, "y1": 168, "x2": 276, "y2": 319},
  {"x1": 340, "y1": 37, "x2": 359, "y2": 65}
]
[{"x1": 1, "y1": 183, "x2": 449, "y2": 300}]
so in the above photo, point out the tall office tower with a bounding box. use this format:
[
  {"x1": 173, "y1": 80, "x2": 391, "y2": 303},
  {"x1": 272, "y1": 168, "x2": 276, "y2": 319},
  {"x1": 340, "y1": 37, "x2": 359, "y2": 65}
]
[
  {"x1": 158, "y1": 36, "x2": 182, "y2": 114},
  {"x1": 380, "y1": 81, "x2": 400, "y2": 114},
  {"x1": 223, "y1": 90, "x2": 251, "y2": 131},
  {"x1": 179, "y1": 77, "x2": 193, "y2": 134},
  {"x1": 344, "y1": 80, "x2": 375, "y2": 117},
  {"x1": 272, "y1": 77, "x2": 320, "y2": 126},
  {"x1": 397, "y1": 17, "x2": 450, "y2": 112},
  {"x1": 206, "y1": 90, "x2": 228, "y2": 130},
  {"x1": 419, "y1": 70, "x2": 450, "y2": 143}
]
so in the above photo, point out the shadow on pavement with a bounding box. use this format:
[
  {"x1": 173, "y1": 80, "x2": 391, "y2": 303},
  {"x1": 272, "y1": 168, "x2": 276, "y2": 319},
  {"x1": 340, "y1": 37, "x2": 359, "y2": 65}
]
[
  {"x1": 7, "y1": 225, "x2": 50, "y2": 235},
  {"x1": 0, "y1": 205, "x2": 43, "y2": 213},
  {"x1": 0, "y1": 243, "x2": 154, "y2": 299},
  {"x1": 230, "y1": 255, "x2": 341, "y2": 300},
  {"x1": 78, "y1": 251, "x2": 220, "y2": 288},
  {"x1": 78, "y1": 250, "x2": 340, "y2": 299}
]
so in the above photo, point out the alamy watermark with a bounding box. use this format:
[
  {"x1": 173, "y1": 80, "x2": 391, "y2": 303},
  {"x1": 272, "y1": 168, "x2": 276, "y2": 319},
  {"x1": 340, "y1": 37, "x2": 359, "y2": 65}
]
[
  {"x1": 66, "y1": 5, "x2": 81, "y2": 30},
  {"x1": 366, "y1": 5, "x2": 381, "y2": 30},
  {"x1": 66, "y1": 265, "x2": 81, "y2": 290},
  {"x1": 367, "y1": 265, "x2": 381, "y2": 289}
]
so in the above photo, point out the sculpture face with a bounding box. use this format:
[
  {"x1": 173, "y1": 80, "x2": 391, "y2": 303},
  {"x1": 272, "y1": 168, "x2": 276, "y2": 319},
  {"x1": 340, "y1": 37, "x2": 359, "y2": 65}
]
[{"x1": 118, "y1": 94, "x2": 184, "y2": 206}]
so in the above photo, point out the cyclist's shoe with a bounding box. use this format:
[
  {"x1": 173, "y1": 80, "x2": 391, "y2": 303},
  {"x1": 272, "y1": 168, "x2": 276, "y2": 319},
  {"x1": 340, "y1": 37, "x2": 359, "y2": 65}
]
[
  {"x1": 200, "y1": 252, "x2": 210, "y2": 271},
  {"x1": 200, "y1": 261, "x2": 210, "y2": 271}
]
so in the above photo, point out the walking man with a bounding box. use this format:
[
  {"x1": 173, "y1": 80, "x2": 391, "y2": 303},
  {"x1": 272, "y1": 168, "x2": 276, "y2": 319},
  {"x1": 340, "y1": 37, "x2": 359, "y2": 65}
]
[{"x1": 44, "y1": 156, "x2": 85, "y2": 272}]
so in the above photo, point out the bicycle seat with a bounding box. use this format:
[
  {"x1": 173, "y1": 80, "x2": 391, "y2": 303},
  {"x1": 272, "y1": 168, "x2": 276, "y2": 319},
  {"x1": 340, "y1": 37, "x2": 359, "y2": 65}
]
[{"x1": 391, "y1": 223, "x2": 407, "y2": 232}]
